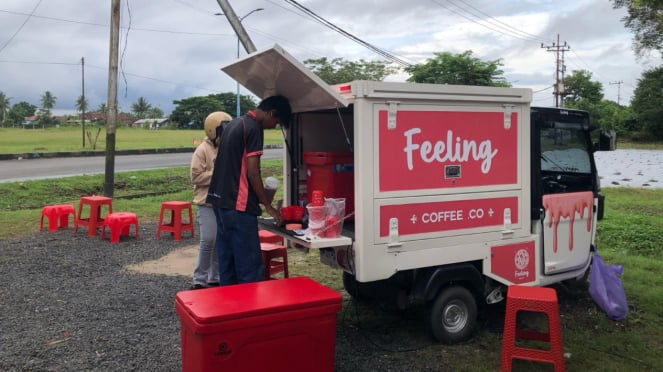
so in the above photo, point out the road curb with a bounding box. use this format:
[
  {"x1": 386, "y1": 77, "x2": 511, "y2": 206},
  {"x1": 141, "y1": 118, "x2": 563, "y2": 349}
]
[{"x1": 0, "y1": 144, "x2": 283, "y2": 161}]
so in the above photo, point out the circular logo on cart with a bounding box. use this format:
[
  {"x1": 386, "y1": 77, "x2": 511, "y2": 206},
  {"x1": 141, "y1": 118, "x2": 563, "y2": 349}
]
[{"x1": 514, "y1": 249, "x2": 529, "y2": 270}]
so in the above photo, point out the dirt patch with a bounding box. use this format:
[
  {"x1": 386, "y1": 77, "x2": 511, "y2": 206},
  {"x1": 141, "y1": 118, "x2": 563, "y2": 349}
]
[{"x1": 126, "y1": 244, "x2": 197, "y2": 276}]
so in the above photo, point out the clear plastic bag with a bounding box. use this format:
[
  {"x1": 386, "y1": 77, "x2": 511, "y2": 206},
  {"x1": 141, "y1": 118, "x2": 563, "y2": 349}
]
[
  {"x1": 588, "y1": 252, "x2": 629, "y2": 320},
  {"x1": 323, "y1": 197, "x2": 346, "y2": 238}
]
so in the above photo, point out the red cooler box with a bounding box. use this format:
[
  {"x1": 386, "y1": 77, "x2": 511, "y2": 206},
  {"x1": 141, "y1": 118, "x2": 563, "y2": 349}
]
[
  {"x1": 175, "y1": 276, "x2": 342, "y2": 372},
  {"x1": 303, "y1": 151, "x2": 354, "y2": 218}
]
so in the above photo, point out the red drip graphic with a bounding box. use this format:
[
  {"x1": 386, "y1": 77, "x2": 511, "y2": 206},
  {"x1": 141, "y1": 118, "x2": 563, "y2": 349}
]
[{"x1": 542, "y1": 191, "x2": 593, "y2": 253}]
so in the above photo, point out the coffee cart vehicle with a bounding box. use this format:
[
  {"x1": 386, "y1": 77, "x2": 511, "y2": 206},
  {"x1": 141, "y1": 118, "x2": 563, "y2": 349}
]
[{"x1": 224, "y1": 45, "x2": 615, "y2": 343}]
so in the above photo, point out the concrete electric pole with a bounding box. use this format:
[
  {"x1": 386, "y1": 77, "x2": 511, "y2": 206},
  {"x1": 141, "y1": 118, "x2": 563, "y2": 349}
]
[
  {"x1": 610, "y1": 80, "x2": 624, "y2": 106},
  {"x1": 104, "y1": 0, "x2": 120, "y2": 197},
  {"x1": 541, "y1": 34, "x2": 570, "y2": 108},
  {"x1": 81, "y1": 56, "x2": 86, "y2": 148}
]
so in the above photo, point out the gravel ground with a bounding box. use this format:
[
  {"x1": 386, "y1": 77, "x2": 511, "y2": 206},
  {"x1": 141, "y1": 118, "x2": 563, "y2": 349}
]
[{"x1": 0, "y1": 223, "x2": 463, "y2": 372}]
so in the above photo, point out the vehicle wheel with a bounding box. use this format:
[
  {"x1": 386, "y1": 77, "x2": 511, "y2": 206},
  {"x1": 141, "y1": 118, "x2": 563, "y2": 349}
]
[
  {"x1": 562, "y1": 265, "x2": 591, "y2": 294},
  {"x1": 427, "y1": 285, "x2": 477, "y2": 343},
  {"x1": 342, "y1": 271, "x2": 364, "y2": 301}
]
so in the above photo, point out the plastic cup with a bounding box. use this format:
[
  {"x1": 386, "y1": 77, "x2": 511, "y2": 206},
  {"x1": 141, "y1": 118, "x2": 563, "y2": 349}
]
[
  {"x1": 292, "y1": 206, "x2": 304, "y2": 221},
  {"x1": 264, "y1": 177, "x2": 279, "y2": 204},
  {"x1": 307, "y1": 204, "x2": 326, "y2": 223},
  {"x1": 311, "y1": 190, "x2": 324, "y2": 206}
]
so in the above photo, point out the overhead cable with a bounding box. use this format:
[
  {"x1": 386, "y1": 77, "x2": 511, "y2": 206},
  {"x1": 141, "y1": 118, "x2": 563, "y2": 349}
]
[{"x1": 283, "y1": 0, "x2": 412, "y2": 67}]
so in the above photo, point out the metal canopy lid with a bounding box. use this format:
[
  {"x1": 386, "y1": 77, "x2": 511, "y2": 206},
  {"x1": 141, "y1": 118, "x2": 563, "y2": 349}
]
[{"x1": 221, "y1": 44, "x2": 349, "y2": 113}]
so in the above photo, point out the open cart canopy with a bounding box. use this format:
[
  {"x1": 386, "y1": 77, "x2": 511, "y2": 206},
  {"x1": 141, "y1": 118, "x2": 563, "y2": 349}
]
[{"x1": 221, "y1": 44, "x2": 349, "y2": 113}]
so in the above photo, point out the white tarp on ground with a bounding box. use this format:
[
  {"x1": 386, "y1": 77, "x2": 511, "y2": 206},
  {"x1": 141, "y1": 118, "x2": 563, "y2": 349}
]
[{"x1": 594, "y1": 149, "x2": 662, "y2": 188}]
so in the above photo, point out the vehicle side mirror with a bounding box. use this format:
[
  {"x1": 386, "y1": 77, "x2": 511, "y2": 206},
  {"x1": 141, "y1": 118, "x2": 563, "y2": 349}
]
[{"x1": 596, "y1": 129, "x2": 617, "y2": 151}]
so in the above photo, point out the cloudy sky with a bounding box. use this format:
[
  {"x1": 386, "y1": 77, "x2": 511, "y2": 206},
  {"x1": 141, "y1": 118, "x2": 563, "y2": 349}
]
[{"x1": 1, "y1": 0, "x2": 661, "y2": 116}]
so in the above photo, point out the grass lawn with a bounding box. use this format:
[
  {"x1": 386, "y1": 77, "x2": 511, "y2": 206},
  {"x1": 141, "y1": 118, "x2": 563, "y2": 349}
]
[{"x1": 0, "y1": 126, "x2": 285, "y2": 154}]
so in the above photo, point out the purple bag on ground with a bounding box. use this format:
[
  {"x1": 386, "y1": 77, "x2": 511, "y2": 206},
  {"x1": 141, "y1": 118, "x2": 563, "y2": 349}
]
[{"x1": 588, "y1": 252, "x2": 629, "y2": 320}]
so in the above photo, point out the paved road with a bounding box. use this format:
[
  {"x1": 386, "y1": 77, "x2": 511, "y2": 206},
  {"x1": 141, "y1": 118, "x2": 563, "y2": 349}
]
[{"x1": 0, "y1": 148, "x2": 284, "y2": 183}]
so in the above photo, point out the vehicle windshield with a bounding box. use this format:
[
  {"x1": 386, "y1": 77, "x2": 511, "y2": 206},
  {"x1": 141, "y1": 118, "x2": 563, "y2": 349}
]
[{"x1": 540, "y1": 128, "x2": 591, "y2": 174}]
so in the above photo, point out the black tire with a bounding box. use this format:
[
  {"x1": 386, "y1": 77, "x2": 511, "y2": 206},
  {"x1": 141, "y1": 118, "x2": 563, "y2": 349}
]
[
  {"x1": 342, "y1": 271, "x2": 363, "y2": 301},
  {"x1": 427, "y1": 285, "x2": 477, "y2": 344}
]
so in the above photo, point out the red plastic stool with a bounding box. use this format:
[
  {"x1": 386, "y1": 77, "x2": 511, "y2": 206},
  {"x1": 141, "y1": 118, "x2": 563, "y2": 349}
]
[
  {"x1": 156, "y1": 201, "x2": 194, "y2": 241},
  {"x1": 101, "y1": 212, "x2": 139, "y2": 243},
  {"x1": 260, "y1": 243, "x2": 289, "y2": 280},
  {"x1": 74, "y1": 196, "x2": 113, "y2": 237},
  {"x1": 259, "y1": 229, "x2": 284, "y2": 245},
  {"x1": 500, "y1": 285, "x2": 565, "y2": 372},
  {"x1": 40, "y1": 204, "x2": 75, "y2": 232}
]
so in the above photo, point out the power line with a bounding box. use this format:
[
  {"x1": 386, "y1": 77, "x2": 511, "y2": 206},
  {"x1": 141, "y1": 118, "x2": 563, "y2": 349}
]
[
  {"x1": 0, "y1": 9, "x2": 233, "y2": 37},
  {"x1": 532, "y1": 85, "x2": 553, "y2": 94},
  {"x1": 442, "y1": 0, "x2": 542, "y2": 42},
  {"x1": 452, "y1": 0, "x2": 542, "y2": 41},
  {"x1": 431, "y1": 0, "x2": 540, "y2": 43},
  {"x1": 283, "y1": 0, "x2": 413, "y2": 67},
  {"x1": 0, "y1": 0, "x2": 43, "y2": 55},
  {"x1": 0, "y1": 58, "x2": 222, "y2": 94},
  {"x1": 0, "y1": 60, "x2": 79, "y2": 65}
]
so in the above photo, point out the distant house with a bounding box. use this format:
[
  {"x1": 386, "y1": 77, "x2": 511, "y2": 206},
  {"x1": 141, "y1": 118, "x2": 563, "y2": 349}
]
[
  {"x1": 133, "y1": 118, "x2": 169, "y2": 129},
  {"x1": 22, "y1": 116, "x2": 39, "y2": 129},
  {"x1": 67, "y1": 112, "x2": 139, "y2": 126}
]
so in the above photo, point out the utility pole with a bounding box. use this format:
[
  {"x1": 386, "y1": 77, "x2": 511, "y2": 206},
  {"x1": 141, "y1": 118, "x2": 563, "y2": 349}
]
[
  {"x1": 81, "y1": 56, "x2": 86, "y2": 148},
  {"x1": 541, "y1": 34, "x2": 570, "y2": 108},
  {"x1": 215, "y1": 0, "x2": 262, "y2": 117},
  {"x1": 104, "y1": 0, "x2": 120, "y2": 197},
  {"x1": 215, "y1": 0, "x2": 258, "y2": 54},
  {"x1": 610, "y1": 80, "x2": 624, "y2": 105}
]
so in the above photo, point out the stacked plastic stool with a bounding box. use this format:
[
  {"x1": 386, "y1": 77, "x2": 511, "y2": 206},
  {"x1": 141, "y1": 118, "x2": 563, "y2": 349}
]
[
  {"x1": 39, "y1": 204, "x2": 76, "y2": 231},
  {"x1": 156, "y1": 201, "x2": 194, "y2": 241},
  {"x1": 40, "y1": 204, "x2": 76, "y2": 232},
  {"x1": 260, "y1": 243, "x2": 289, "y2": 280},
  {"x1": 74, "y1": 196, "x2": 113, "y2": 237},
  {"x1": 101, "y1": 212, "x2": 139, "y2": 243},
  {"x1": 259, "y1": 229, "x2": 284, "y2": 245},
  {"x1": 500, "y1": 285, "x2": 565, "y2": 372}
]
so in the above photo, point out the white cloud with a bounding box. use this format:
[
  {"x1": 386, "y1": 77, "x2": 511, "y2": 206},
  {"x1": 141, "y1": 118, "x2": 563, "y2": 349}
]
[{"x1": 0, "y1": 0, "x2": 660, "y2": 115}]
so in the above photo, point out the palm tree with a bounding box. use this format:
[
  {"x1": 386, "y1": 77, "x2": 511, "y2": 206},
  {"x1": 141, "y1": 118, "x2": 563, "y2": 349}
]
[
  {"x1": 96, "y1": 102, "x2": 107, "y2": 113},
  {"x1": 131, "y1": 97, "x2": 152, "y2": 119},
  {"x1": 40, "y1": 91, "x2": 57, "y2": 124},
  {"x1": 76, "y1": 95, "x2": 89, "y2": 113},
  {"x1": 0, "y1": 91, "x2": 10, "y2": 126}
]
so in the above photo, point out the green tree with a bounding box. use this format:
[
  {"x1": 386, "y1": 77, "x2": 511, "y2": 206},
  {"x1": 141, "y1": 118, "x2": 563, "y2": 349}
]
[
  {"x1": 631, "y1": 65, "x2": 663, "y2": 139},
  {"x1": 569, "y1": 99, "x2": 636, "y2": 137},
  {"x1": 304, "y1": 57, "x2": 398, "y2": 84},
  {"x1": 561, "y1": 70, "x2": 637, "y2": 138},
  {"x1": 96, "y1": 103, "x2": 107, "y2": 113},
  {"x1": 0, "y1": 91, "x2": 10, "y2": 126},
  {"x1": 562, "y1": 70, "x2": 604, "y2": 105},
  {"x1": 146, "y1": 106, "x2": 164, "y2": 118},
  {"x1": 76, "y1": 95, "x2": 89, "y2": 113},
  {"x1": 169, "y1": 93, "x2": 255, "y2": 129},
  {"x1": 39, "y1": 91, "x2": 57, "y2": 125},
  {"x1": 405, "y1": 50, "x2": 510, "y2": 87},
  {"x1": 612, "y1": 0, "x2": 663, "y2": 56},
  {"x1": 6, "y1": 101, "x2": 37, "y2": 126},
  {"x1": 131, "y1": 97, "x2": 152, "y2": 119}
]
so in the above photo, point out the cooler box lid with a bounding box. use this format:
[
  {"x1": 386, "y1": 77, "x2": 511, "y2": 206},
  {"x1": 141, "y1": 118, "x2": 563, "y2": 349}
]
[{"x1": 175, "y1": 276, "x2": 341, "y2": 324}]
